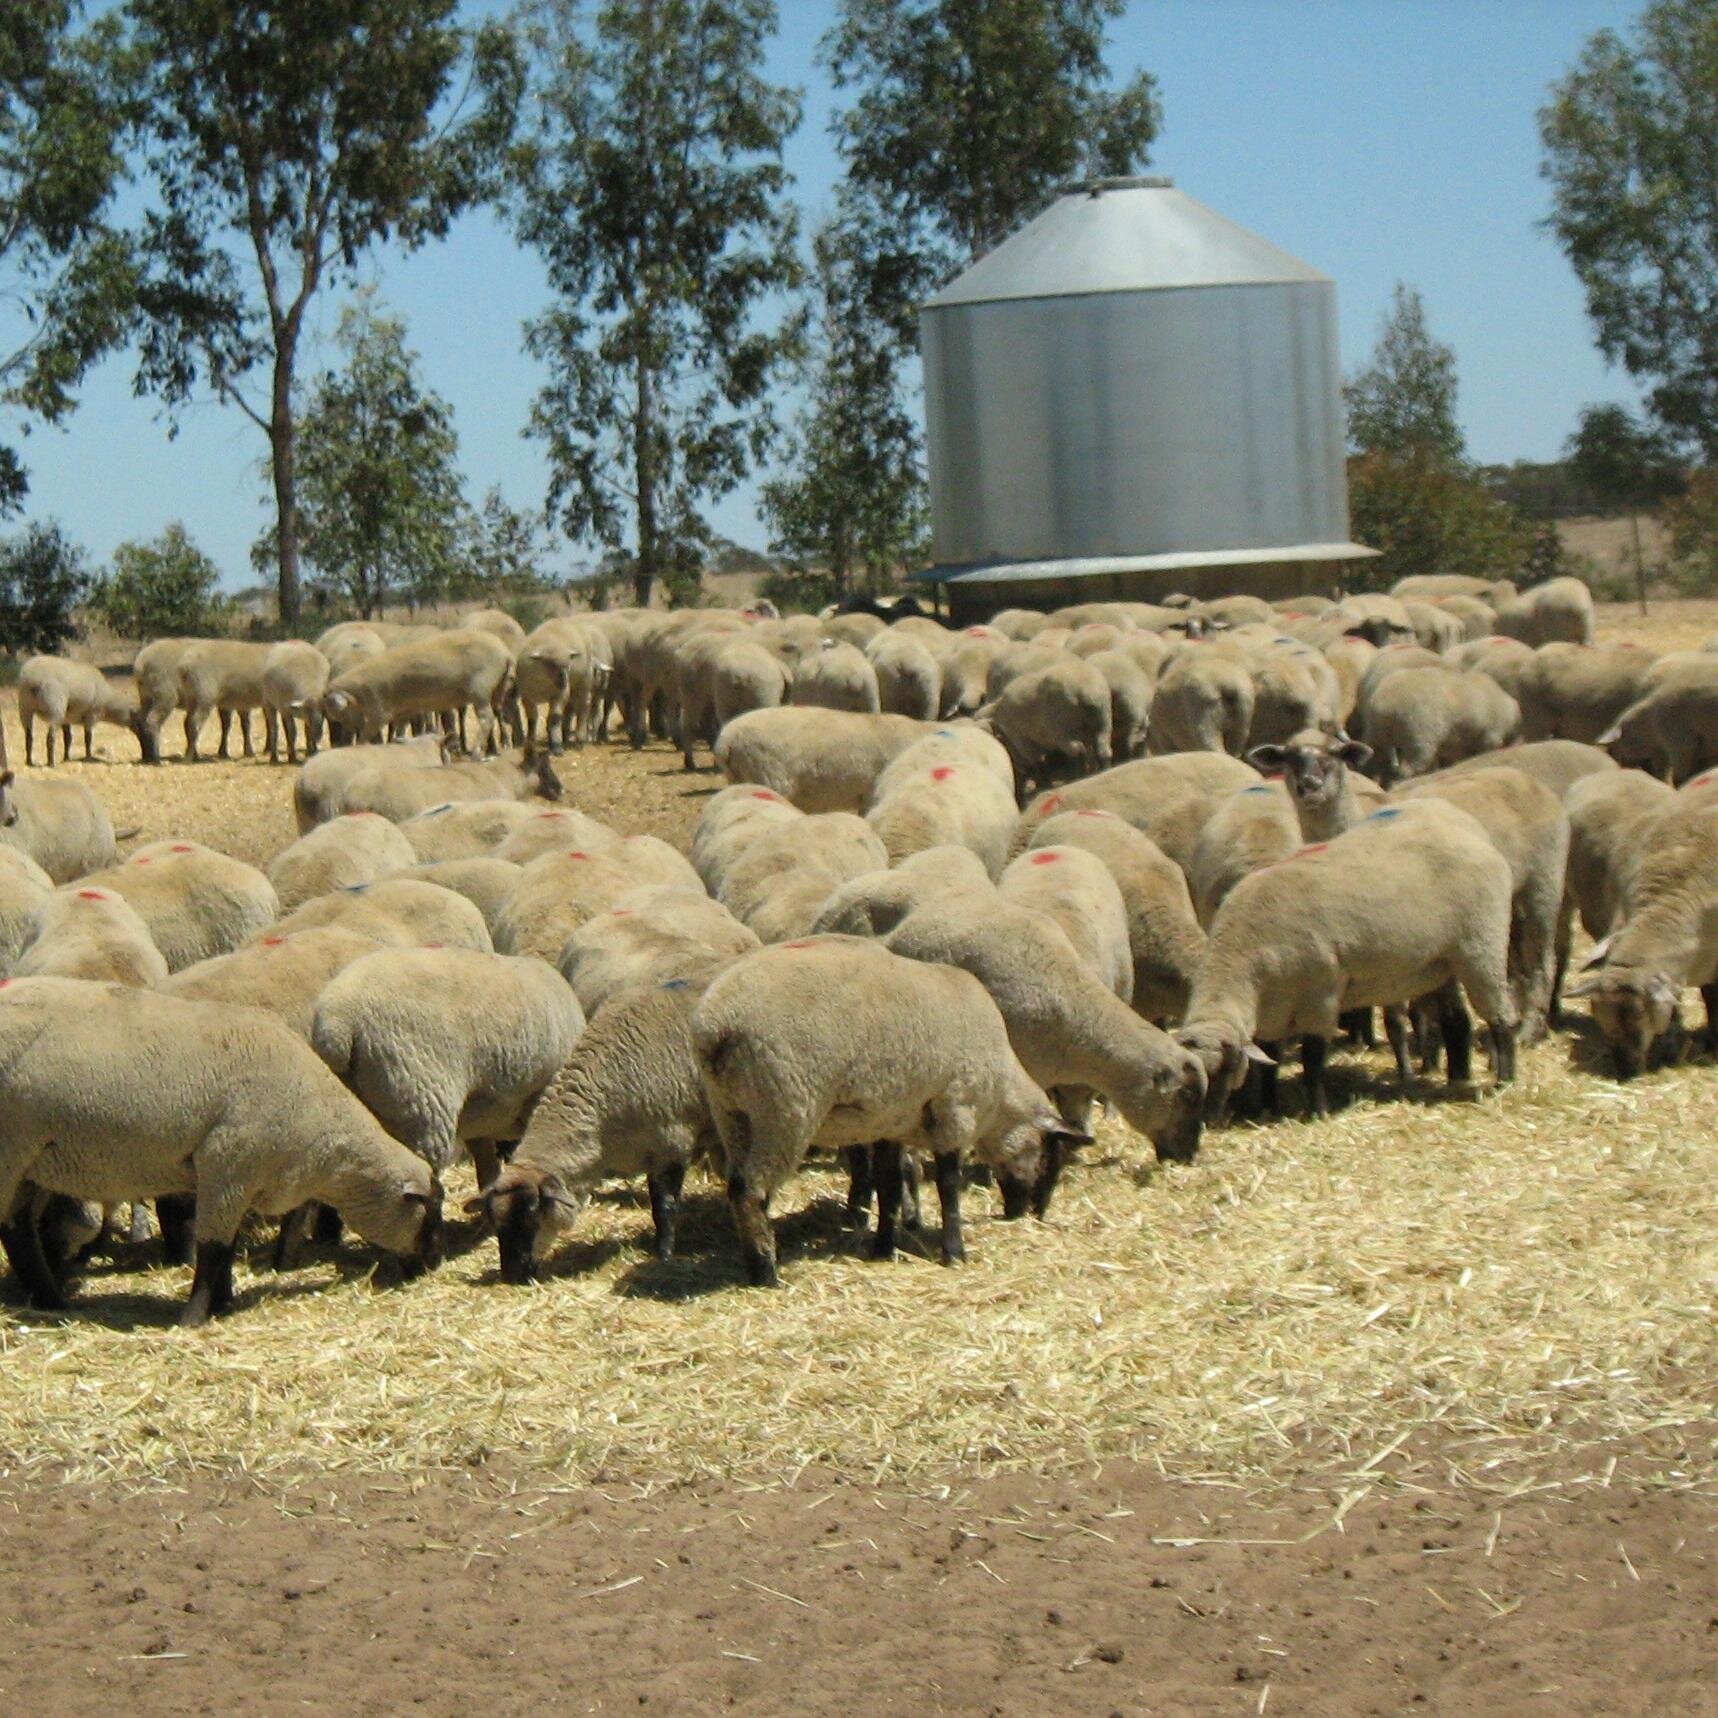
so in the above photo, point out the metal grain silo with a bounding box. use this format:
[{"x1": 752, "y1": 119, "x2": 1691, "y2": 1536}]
[{"x1": 917, "y1": 177, "x2": 1374, "y2": 618}]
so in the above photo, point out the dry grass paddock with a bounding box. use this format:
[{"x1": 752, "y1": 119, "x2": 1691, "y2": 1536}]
[{"x1": 0, "y1": 602, "x2": 1714, "y2": 1497}]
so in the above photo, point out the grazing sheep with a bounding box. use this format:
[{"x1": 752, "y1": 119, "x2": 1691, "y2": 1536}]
[
  {"x1": 390, "y1": 858, "x2": 522, "y2": 937},
  {"x1": 494, "y1": 843, "x2": 699, "y2": 965},
  {"x1": 1148, "y1": 645, "x2": 1254, "y2": 756},
  {"x1": 17, "y1": 657, "x2": 140, "y2": 765},
  {"x1": 719, "y1": 813, "x2": 888, "y2": 944},
  {"x1": 1392, "y1": 766, "x2": 1571, "y2": 1042},
  {"x1": 464, "y1": 607, "x2": 528, "y2": 651},
  {"x1": 267, "y1": 813, "x2": 420, "y2": 912},
  {"x1": 1401, "y1": 600, "x2": 1466, "y2": 655},
  {"x1": 790, "y1": 640, "x2": 882, "y2": 714},
  {"x1": 871, "y1": 722, "x2": 1015, "y2": 799},
  {"x1": 692, "y1": 784, "x2": 805, "y2": 893},
  {"x1": 314, "y1": 622, "x2": 388, "y2": 679},
  {"x1": 559, "y1": 887, "x2": 759, "y2": 1015},
  {"x1": 0, "y1": 846, "x2": 54, "y2": 976},
  {"x1": 0, "y1": 978, "x2": 442, "y2": 1322},
  {"x1": 312, "y1": 947, "x2": 584, "y2": 1194},
  {"x1": 158, "y1": 926, "x2": 385, "y2": 1038},
  {"x1": 334, "y1": 748, "x2": 562, "y2": 823},
  {"x1": 76, "y1": 841, "x2": 277, "y2": 971},
  {"x1": 695, "y1": 938, "x2": 1083, "y2": 1283},
  {"x1": 293, "y1": 734, "x2": 444, "y2": 832},
  {"x1": 1431, "y1": 738, "x2": 1618, "y2": 800},
  {"x1": 1515, "y1": 642, "x2": 1660, "y2": 744},
  {"x1": 822, "y1": 611, "x2": 888, "y2": 649},
  {"x1": 1177, "y1": 801, "x2": 1518, "y2": 1116},
  {"x1": 978, "y1": 656, "x2": 1114, "y2": 791},
  {"x1": 1246, "y1": 651, "x2": 1336, "y2": 748},
  {"x1": 396, "y1": 797, "x2": 543, "y2": 863},
  {"x1": 811, "y1": 845, "x2": 994, "y2": 939},
  {"x1": 1565, "y1": 790, "x2": 1718, "y2": 1076},
  {"x1": 866, "y1": 632, "x2": 942, "y2": 719},
  {"x1": 267, "y1": 877, "x2": 493, "y2": 953},
  {"x1": 1013, "y1": 752, "x2": 1260, "y2": 857},
  {"x1": 513, "y1": 619, "x2": 608, "y2": 752},
  {"x1": 175, "y1": 639, "x2": 275, "y2": 761},
  {"x1": 1361, "y1": 665, "x2": 1520, "y2": 786},
  {"x1": 1434, "y1": 594, "x2": 1498, "y2": 642},
  {"x1": 1493, "y1": 577, "x2": 1595, "y2": 647},
  {"x1": 1185, "y1": 780, "x2": 1303, "y2": 928},
  {"x1": 997, "y1": 846, "x2": 1133, "y2": 1002},
  {"x1": 865, "y1": 758, "x2": 1018, "y2": 878},
  {"x1": 15, "y1": 886, "x2": 168, "y2": 986},
  {"x1": 1451, "y1": 635, "x2": 1537, "y2": 705},
  {"x1": 1393, "y1": 574, "x2": 1516, "y2": 605},
  {"x1": 1320, "y1": 635, "x2": 1376, "y2": 729},
  {"x1": 1562, "y1": 769, "x2": 1674, "y2": 945},
  {"x1": 937, "y1": 634, "x2": 1001, "y2": 717},
  {"x1": 323, "y1": 628, "x2": 514, "y2": 750},
  {"x1": 1084, "y1": 648, "x2": 1154, "y2": 759},
  {"x1": 475, "y1": 969, "x2": 731, "y2": 1277},
  {"x1": 261, "y1": 641, "x2": 332, "y2": 764},
  {"x1": 132, "y1": 638, "x2": 195, "y2": 764},
  {"x1": 714, "y1": 707, "x2": 927, "y2": 813},
  {"x1": 708, "y1": 638, "x2": 791, "y2": 737},
  {"x1": 1596, "y1": 655, "x2": 1718, "y2": 782},
  {"x1": 490, "y1": 806, "x2": 623, "y2": 866},
  {"x1": 988, "y1": 608, "x2": 1053, "y2": 642},
  {"x1": 0, "y1": 774, "x2": 116, "y2": 882}
]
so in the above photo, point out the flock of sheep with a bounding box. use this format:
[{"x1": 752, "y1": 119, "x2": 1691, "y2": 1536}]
[{"x1": 2, "y1": 566, "x2": 1716, "y2": 1321}]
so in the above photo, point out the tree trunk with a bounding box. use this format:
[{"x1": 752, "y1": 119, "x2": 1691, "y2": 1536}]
[
  {"x1": 270, "y1": 348, "x2": 302, "y2": 630},
  {"x1": 1630, "y1": 511, "x2": 1648, "y2": 615},
  {"x1": 633, "y1": 350, "x2": 658, "y2": 609}
]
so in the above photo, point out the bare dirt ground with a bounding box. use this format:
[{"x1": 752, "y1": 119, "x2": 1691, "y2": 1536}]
[{"x1": 3, "y1": 601, "x2": 1717, "y2": 1714}]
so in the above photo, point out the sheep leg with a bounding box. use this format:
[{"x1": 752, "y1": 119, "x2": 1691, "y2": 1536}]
[
  {"x1": 1489, "y1": 1019, "x2": 1517, "y2": 1085},
  {"x1": 265, "y1": 709, "x2": 280, "y2": 764},
  {"x1": 842, "y1": 1144, "x2": 873, "y2": 1226},
  {"x1": 1301, "y1": 1035, "x2": 1330, "y2": 1117},
  {"x1": 273, "y1": 1201, "x2": 318, "y2": 1270},
  {"x1": 184, "y1": 706, "x2": 203, "y2": 761},
  {"x1": 21, "y1": 713, "x2": 32, "y2": 767},
  {"x1": 156, "y1": 1194, "x2": 196, "y2": 1266},
  {"x1": 468, "y1": 1140, "x2": 501, "y2": 1192},
  {"x1": 1339, "y1": 1007, "x2": 1375, "y2": 1048},
  {"x1": 1384, "y1": 1007, "x2": 1414, "y2": 1087},
  {"x1": 127, "y1": 1202, "x2": 150, "y2": 1244},
  {"x1": 1440, "y1": 993, "x2": 1474, "y2": 1085},
  {"x1": 870, "y1": 1141, "x2": 905, "y2": 1261},
  {"x1": 646, "y1": 1162, "x2": 685, "y2": 1261},
  {"x1": 217, "y1": 708, "x2": 233, "y2": 760},
  {"x1": 238, "y1": 710, "x2": 254, "y2": 758},
  {"x1": 60, "y1": 721, "x2": 72, "y2": 761},
  {"x1": 0, "y1": 1203, "x2": 66, "y2": 1311},
  {"x1": 726, "y1": 1171, "x2": 776, "y2": 1287},
  {"x1": 82, "y1": 720, "x2": 95, "y2": 760},
  {"x1": 933, "y1": 1151, "x2": 965, "y2": 1265},
  {"x1": 180, "y1": 1239, "x2": 236, "y2": 1327},
  {"x1": 43, "y1": 718, "x2": 55, "y2": 767}
]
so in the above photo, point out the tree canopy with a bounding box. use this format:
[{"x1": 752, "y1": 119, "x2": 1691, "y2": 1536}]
[
  {"x1": 1345, "y1": 283, "x2": 1465, "y2": 465},
  {"x1": 127, "y1": 0, "x2": 521, "y2": 626},
  {"x1": 0, "y1": 517, "x2": 91, "y2": 654},
  {"x1": 91, "y1": 520, "x2": 225, "y2": 638},
  {"x1": 1541, "y1": 0, "x2": 1718, "y2": 458},
  {"x1": 515, "y1": 0, "x2": 804, "y2": 609}
]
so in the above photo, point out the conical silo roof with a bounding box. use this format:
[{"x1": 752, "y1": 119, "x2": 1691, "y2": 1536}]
[{"x1": 924, "y1": 177, "x2": 1329, "y2": 310}]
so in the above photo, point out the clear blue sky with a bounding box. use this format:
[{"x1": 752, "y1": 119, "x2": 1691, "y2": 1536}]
[{"x1": 13, "y1": 0, "x2": 1646, "y2": 589}]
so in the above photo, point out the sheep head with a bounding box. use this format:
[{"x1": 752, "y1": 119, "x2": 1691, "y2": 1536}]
[
  {"x1": 1174, "y1": 1020, "x2": 1274, "y2": 1120},
  {"x1": 1564, "y1": 960, "x2": 1682, "y2": 1079},
  {"x1": 470, "y1": 1163, "x2": 584, "y2": 1283}
]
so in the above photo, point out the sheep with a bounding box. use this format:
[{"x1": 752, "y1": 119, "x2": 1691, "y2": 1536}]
[
  {"x1": 1451, "y1": 635, "x2": 1537, "y2": 704},
  {"x1": 1361, "y1": 665, "x2": 1521, "y2": 786},
  {"x1": 0, "y1": 977, "x2": 442, "y2": 1322},
  {"x1": 1564, "y1": 790, "x2": 1718, "y2": 1077},
  {"x1": 1185, "y1": 780, "x2": 1303, "y2": 928},
  {"x1": 1435, "y1": 594, "x2": 1499, "y2": 642},
  {"x1": 75, "y1": 840, "x2": 277, "y2": 971},
  {"x1": 1349, "y1": 641, "x2": 1443, "y2": 733},
  {"x1": 1515, "y1": 643, "x2": 1661, "y2": 744},
  {"x1": 494, "y1": 844, "x2": 699, "y2": 965},
  {"x1": 1200, "y1": 594, "x2": 1277, "y2": 628},
  {"x1": 1246, "y1": 650, "x2": 1337, "y2": 747},
  {"x1": 1019, "y1": 814, "x2": 1200, "y2": 1025},
  {"x1": 333, "y1": 747, "x2": 563, "y2": 823},
  {"x1": 822, "y1": 610, "x2": 888, "y2": 649},
  {"x1": 1013, "y1": 752, "x2": 1260, "y2": 856},
  {"x1": 623, "y1": 611, "x2": 745, "y2": 748},
  {"x1": 1431, "y1": 738, "x2": 1618, "y2": 800},
  {"x1": 1392, "y1": 766, "x2": 1571, "y2": 1042},
  {"x1": 14, "y1": 886, "x2": 169, "y2": 986},
  {"x1": 396, "y1": 797, "x2": 544, "y2": 863},
  {"x1": 1245, "y1": 730, "x2": 1383, "y2": 844},
  {"x1": 323, "y1": 628, "x2": 514, "y2": 750},
  {"x1": 984, "y1": 641, "x2": 1065, "y2": 701},
  {"x1": 1595, "y1": 655, "x2": 1718, "y2": 782},
  {"x1": 473, "y1": 969, "x2": 731, "y2": 1277},
  {"x1": 989, "y1": 608, "x2": 1053, "y2": 642},
  {"x1": 937, "y1": 634, "x2": 1001, "y2": 716},
  {"x1": 1562, "y1": 769, "x2": 1674, "y2": 946},
  {"x1": 0, "y1": 846, "x2": 54, "y2": 976},
  {"x1": 1401, "y1": 600, "x2": 1466, "y2": 655},
  {"x1": 17, "y1": 657, "x2": 141, "y2": 765},
  {"x1": 718, "y1": 813, "x2": 888, "y2": 944},
  {"x1": 158, "y1": 925, "x2": 385, "y2": 1038},
  {"x1": 266, "y1": 813, "x2": 421, "y2": 913},
  {"x1": 314, "y1": 621, "x2": 388, "y2": 678},
  {"x1": 513, "y1": 619, "x2": 607, "y2": 752},
  {"x1": 558, "y1": 886, "x2": 759, "y2": 1015},
  {"x1": 1176, "y1": 800, "x2": 1518, "y2": 1117},
  {"x1": 978, "y1": 656, "x2": 1113, "y2": 792},
  {"x1": 811, "y1": 845, "x2": 994, "y2": 939},
  {"x1": 790, "y1": 640, "x2": 882, "y2": 713},
  {"x1": 1493, "y1": 577, "x2": 1595, "y2": 646},
  {"x1": 865, "y1": 757, "x2": 1019, "y2": 878},
  {"x1": 175, "y1": 639, "x2": 275, "y2": 761},
  {"x1": 866, "y1": 631, "x2": 942, "y2": 719},
  {"x1": 1320, "y1": 635, "x2": 1376, "y2": 729},
  {"x1": 1084, "y1": 648, "x2": 1154, "y2": 759},
  {"x1": 491, "y1": 806, "x2": 623, "y2": 866},
  {"x1": 709, "y1": 637, "x2": 791, "y2": 736},
  {"x1": 132, "y1": 637, "x2": 195, "y2": 764},
  {"x1": 1393, "y1": 574, "x2": 1516, "y2": 605},
  {"x1": 884, "y1": 894, "x2": 1206, "y2": 1176},
  {"x1": 0, "y1": 774, "x2": 116, "y2": 883},
  {"x1": 997, "y1": 845, "x2": 1133, "y2": 1002},
  {"x1": 694, "y1": 938, "x2": 1086, "y2": 1283},
  {"x1": 692, "y1": 784, "x2": 804, "y2": 893},
  {"x1": 390, "y1": 858, "x2": 523, "y2": 938},
  {"x1": 871, "y1": 723, "x2": 1015, "y2": 799},
  {"x1": 464, "y1": 607, "x2": 528, "y2": 651},
  {"x1": 293, "y1": 734, "x2": 444, "y2": 832},
  {"x1": 312, "y1": 946, "x2": 584, "y2": 1197},
  {"x1": 261, "y1": 641, "x2": 332, "y2": 764},
  {"x1": 1148, "y1": 643, "x2": 1255, "y2": 756},
  {"x1": 267, "y1": 877, "x2": 494, "y2": 953},
  {"x1": 714, "y1": 707, "x2": 928, "y2": 813},
  {"x1": 1335, "y1": 593, "x2": 1419, "y2": 645}
]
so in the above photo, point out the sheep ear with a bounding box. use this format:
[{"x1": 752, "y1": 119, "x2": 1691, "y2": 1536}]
[
  {"x1": 1579, "y1": 935, "x2": 1613, "y2": 970},
  {"x1": 399, "y1": 1179, "x2": 435, "y2": 1205},
  {"x1": 1335, "y1": 737, "x2": 1373, "y2": 768},
  {"x1": 461, "y1": 1193, "x2": 489, "y2": 1217},
  {"x1": 0, "y1": 770, "x2": 13, "y2": 787},
  {"x1": 538, "y1": 1172, "x2": 581, "y2": 1210},
  {"x1": 1247, "y1": 745, "x2": 1287, "y2": 772},
  {"x1": 1596, "y1": 725, "x2": 1622, "y2": 746},
  {"x1": 1242, "y1": 1042, "x2": 1277, "y2": 1068},
  {"x1": 1649, "y1": 974, "x2": 1680, "y2": 1007}
]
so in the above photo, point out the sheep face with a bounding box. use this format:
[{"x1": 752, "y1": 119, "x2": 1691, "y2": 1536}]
[
  {"x1": 1566, "y1": 968, "x2": 1681, "y2": 1079},
  {"x1": 1249, "y1": 735, "x2": 1371, "y2": 825},
  {"x1": 1113, "y1": 1052, "x2": 1208, "y2": 1163},
  {"x1": 475, "y1": 1165, "x2": 584, "y2": 1283},
  {"x1": 1175, "y1": 1021, "x2": 1274, "y2": 1120}
]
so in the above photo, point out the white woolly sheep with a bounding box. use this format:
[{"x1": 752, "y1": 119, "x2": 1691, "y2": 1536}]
[
  {"x1": 1361, "y1": 664, "x2": 1521, "y2": 785},
  {"x1": 1185, "y1": 780, "x2": 1303, "y2": 928},
  {"x1": 558, "y1": 886, "x2": 759, "y2": 1015},
  {"x1": 810, "y1": 845, "x2": 995, "y2": 939},
  {"x1": 396, "y1": 797, "x2": 543, "y2": 863},
  {"x1": 323, "y1": 628, "x2": 514, "y2": 750},
  {"x1": 790, "y1": 640, "x2": 882, "y2": 713},
  {"x1": 76, "y1": 840, "x2": 277, "y2": 971},
  {"x1": 691, "y1": 784, "x2": 804, "y2": 893},
  {"x1": 132, "y1": 638, "x2": 194, "y2": 764},
  {"x1": 494, "y1": 843, "x2": 699, "y2": 965},
  {"x1": 14, "y1": 886, "x2": 168, "y2": 986},
  {"x1": 1148, "y1": 645, "x2": 1254, "y2": 756},
  {"x1": 267, "y1": 813, "x2": 420, "y2": 912},
  {"x1": 261, "y1": 641, "x2": 332, "y2": 764},
  {"x1": 491, "y1": 806, "x2": 623, "y2": 866},
  {"x1": 267, "y1": 877, "x2": 493, "y2": 953},
  {"x1": 17, "y1": 657, "x2": 141, "y2": 766},
  {"x1": 293, "y1": 734, "x2": 444, "y2": 832},
  {"x1": 0, "y1": 846, "x2": 54, "y2": 976},
  {"x1": 158, "y1": 925, "x2": 385, "y2": 1038},
  {"x1": 0, "y1": 774, "x2": 116, "y2": 882},
  {"x1": 333, "y1": 748, "x2": 563, "y2": 823},
  {"x1": 389, "y1": 858, "x2": 523, "y2": 937},
  {"x1": 714, "y1": 707, "x2": 927, "y2": 813},
  {"x1": 1515, "y1": 642, "x2": 1660, "y2": 744},
  {"x1": 866, "y1": 632, "x2": 941, "y2": 719},
  {"x1": 865, "y1": 757, "x2": 1019, "y2": 878},
  {"x1": 175, "y1": 639, "x2": 275, "y2": 761},
  {"x1": 997, "y1": 845, "x2": 1133, "y2": 1002},
  {"x1": 1493, "y1": 577, "x2": 1595, "y2": 647},
  {"x1": 978, "y1": 656, "x2": 1113, "y2": 792}
]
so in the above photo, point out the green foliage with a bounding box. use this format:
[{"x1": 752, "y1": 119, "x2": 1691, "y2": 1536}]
[
  {"x1": 285, "y1": 292, "x2": 470, "y2": 618},
  {"x1": 0, "y1": 518, "x2": 92, "y2": 654},
  {"x1": 1541, "y1": 1, "x2": 1718, "y2": 458},
  {"x1": 1346, "y1": 452, "x2": 1534, "y2": 592},
  {"x1": 92, "y1": 520, "x2": 226, "y2": 638},
  {"x1": 1479, "y1": 459, "x2": 1604, "y2": 520},
  {"x1": 1666, "y1": 471, "x2": 1718, "y2": 593},
  {"x1": 1565, "y1": 403, "x2": 1686, "y2": 512},
  {"x1": 127, "y1": 0, "x2": 523, "y2": 624},
  {"x1": 515, "y1": 0, "x2": 804, "y2": 609},
  {"x1": 1345, "y1": 284, "x2": 1465, "y2": 464},
  {"x1": 761, "y1": 215, "x2": 928, "y2": 597},
  {"x1": 824, "y1": 0, "x2": 1159, "y2": 344},
  {"x1": 463, "y1": 487, "x2": 553, "y2": 599},
  {"x1": 757, "y1": 564, "x2": 842, "y2": 615},
  {"x1": 1, "y1": 2, "x2": 138, "y2": 514}
]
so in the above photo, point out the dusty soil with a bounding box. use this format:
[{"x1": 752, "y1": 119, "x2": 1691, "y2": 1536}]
[{"x1": 4, "y1": 1447, "x2": 1714, "y2": 1717}]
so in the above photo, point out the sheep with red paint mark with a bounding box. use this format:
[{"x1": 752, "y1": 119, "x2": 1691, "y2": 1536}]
[
  {"x1": 74, "y1": 840, "x2": 277, "y2": 971},
  {"x1": 266, "y1": 813, "x2": 420, "y2": 913},
  {"x1": 14, "y1": 886, "x2": 168, "y2": 986}
]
